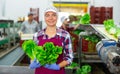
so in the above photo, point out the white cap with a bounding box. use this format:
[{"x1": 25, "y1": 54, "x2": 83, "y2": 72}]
[
  {"x1": 44, "y1": 6, "x2": 58, "y2": 15},
  {"x1": 61, "y1": 16, "x2": 69, "y2": 23}
]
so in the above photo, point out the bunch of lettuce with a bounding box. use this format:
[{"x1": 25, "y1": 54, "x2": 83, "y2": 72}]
[
  {"x1": 103, "y1": 19, "x2": 120, "y2": 38},
  {"x1": 76, "y1": 65, "x2": 91, "y2": 74},
  {"x1": 103, "y1": 19, "x2": 117, "y2": 35},
  {"x1": 79, "y1": 13, "x2": 90, "y2": 25},
  {"x1": 35, "y1": 42, "x2": 62, "y2": 65},
  {"x1": 22, "y1": 40, "x2": 62, "y2": 66},
  {"x1": 66, "y1": 62, "x2": 79, "y2": 69},
  {"x1": 22, "y1": 40, "x2": 36, "y2": 60}
]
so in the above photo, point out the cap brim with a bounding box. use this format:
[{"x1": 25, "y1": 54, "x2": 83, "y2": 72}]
[
  {"x1": 45, "y1": 9, "x2": 57, "y2": 13},
  {"x1": 44, "y1": 6, "x2": 58, "y2": 14}
]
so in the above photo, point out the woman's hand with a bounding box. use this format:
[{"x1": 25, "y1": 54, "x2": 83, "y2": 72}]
[
  {"x1": 44, "y1": 63, "x2": 60, "y2": 70},
  {"x1": 29, "y1": 59, "x2": 41, "y2": 69}
]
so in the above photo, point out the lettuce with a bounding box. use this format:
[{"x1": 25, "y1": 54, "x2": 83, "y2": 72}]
[
  {"x1": 22, "y1": 40, "x2": 36, "y2": 60},
  {"x1": 103, "y1": 19, "x2": 120, "y2": 38},
  {"x1": 76, "y1": 65, "x2": 91, "y2": 74},
  {"x1": 22, "y1": 40, "x2": 62, "y2": 66},
  {"x1": 79, "y1": 13, "x2": 90, "y2": 25}
]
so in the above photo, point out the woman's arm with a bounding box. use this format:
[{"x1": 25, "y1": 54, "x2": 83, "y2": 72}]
[
  {"x1": 74, "y1": 24, "x2": 80, "y2": 30},
  {"x1": 59, "y1": 32, "x2": 73, "y2": 68}
]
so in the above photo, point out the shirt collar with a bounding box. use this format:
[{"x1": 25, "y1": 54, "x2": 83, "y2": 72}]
[
  {"x1": 28, "y1": 20, "x2": 35, "y2": 24},
  {"x1": 37, "y1": 27, "x2": 61, "y2": 37}
]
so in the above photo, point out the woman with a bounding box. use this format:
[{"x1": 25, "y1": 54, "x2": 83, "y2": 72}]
[
  {"x1": 61, "y1": 16, "x2": 80, "y2": 32},
  {"x1": 61, "y1": 16, "x2": 80, "y2": 52},
  {"x1": 29, "y1": 6, "x2": 73, "y2": 74}
]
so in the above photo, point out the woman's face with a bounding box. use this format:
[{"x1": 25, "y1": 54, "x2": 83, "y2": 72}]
[
  {"x1": 45, "y1": 11, "x2": 57, "y2": 27},
  {"x1": 63, "y1": 19, "x2": 69, "y2": 25}
]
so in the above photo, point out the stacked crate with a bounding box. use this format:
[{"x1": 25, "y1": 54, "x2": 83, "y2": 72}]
[{"x1": 90, "y1": 6, "x2": 113, "y2": 24}]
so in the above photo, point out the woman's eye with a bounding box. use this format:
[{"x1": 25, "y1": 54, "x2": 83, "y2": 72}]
[
  {"x1": 45, "y1": 14, "x2": 49, "y2": 17},
  {"x1": 45, "y1": 13, "x2": 57, "y2": 17},
  {"x1": 52, "y1": 14, "x2": 57, "y2": 17}
]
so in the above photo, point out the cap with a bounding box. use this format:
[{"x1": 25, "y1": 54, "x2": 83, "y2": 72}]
[
  {"x1": 61, "y1": 16, "x2": 69, "y2": 23},
  {"x1": 28, "y1": 12, "x2": 34, "y2": 16},
  {"x1": 44, "y1": 6, "x2": 58, "y2": 15}
]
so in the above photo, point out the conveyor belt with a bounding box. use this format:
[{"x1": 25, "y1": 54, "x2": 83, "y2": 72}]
[
  {"x1": 0, "y1": 66, "x2": 34, "y2": 74},
  {"x1": 0, "y1": 47, "x2": 24, "y2": 66},
  {"x1": 91, "y1": 25, "x2": 118, "y2": 41}
]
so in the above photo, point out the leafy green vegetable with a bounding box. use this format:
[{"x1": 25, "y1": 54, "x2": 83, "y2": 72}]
[
  {"x1": 103, "y1": 19, "x2": 117, "y2": 35},
  {"x1": 73, "y1": 29, "x2": 84, "y2": 35},
  {"x1": 82, "y1": 34, "x2": 101, "y2": 43},
  {"x1": 76, "y1": 65, "x2": 91, "y2": 74},
  {"x1": 66, "y1": 62, "x2": 79, "y2": 69},
  {"x1": 79, "y1": 13, "x2": 90, "y2": 25},
  {"x1": 22, "y1": 40, "x2": 36, "y2": 60},
  {"x1": 22, "y1": 40, "x2": 63, "y2": 66},
  {"x1": 66, "y1": 62, "x2": 91, "y2": 74},
  {"x1": 114, "y1": 28, "x2": 120, "y2": 38},
  {"x1": 103, "y1": 19, "x2": 120, "y2": 38},
  {"x1": 38, "y1": 42, "x2": 63, "y2": 65}
]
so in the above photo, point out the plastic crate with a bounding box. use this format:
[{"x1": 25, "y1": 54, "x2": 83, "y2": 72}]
[
  {"x1": 88, "y1": 41, "x2": 97, "y2": 52},
  {"x1": 82, "y1": 38, "x2": 89, "y2": 52},
  {"x1": 82, "y1": 38, "x2": 97, "y2": 52},
  {"x1": 21, "y1": 34, "x2": 34, "y2": 40}
]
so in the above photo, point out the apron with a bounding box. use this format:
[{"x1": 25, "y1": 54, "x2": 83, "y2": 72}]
[{"x1": 35, "y1": 35, "x2": 65, "y2": 74}]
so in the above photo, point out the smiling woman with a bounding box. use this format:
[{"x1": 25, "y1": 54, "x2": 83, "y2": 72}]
[
  {"x1": 29, "y1": 6, "x2": 73, "y2": 74},
  {"x1": 44, "y1": 8, "x2": 58, "y2": 27}
]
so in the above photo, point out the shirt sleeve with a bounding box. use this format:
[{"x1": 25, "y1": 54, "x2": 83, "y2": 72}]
[
  {"x1": 33, "y1": 32, "x2": 39, "y2": 45},
  {"x1": 63, "y1": 32, "x2": 74, "y2": 64},
  {"x1": 36, "y1": 23, "x2": 41, "y2": 32},
  {"x1": 20, "y1": 22, "x2": 26, "y2": 33}
]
